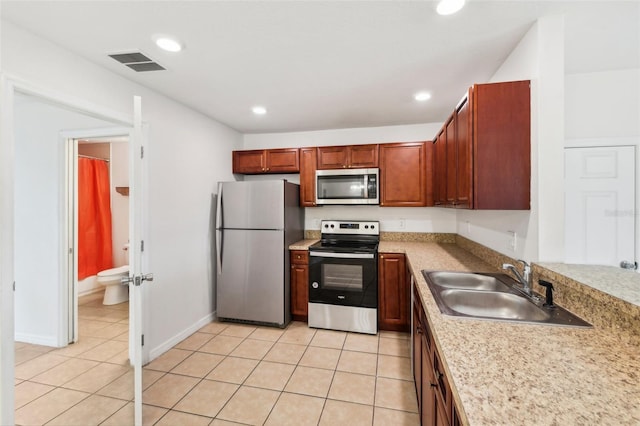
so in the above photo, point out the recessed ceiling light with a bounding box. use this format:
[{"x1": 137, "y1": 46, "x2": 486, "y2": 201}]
[
  {"x1": 155, "y1": 36, "x2": 183, "y2": 52},
  {"x1": 252, "y1": 106, "x2": 267, "y2": 115},
  {"x1": 437, "y1": 0, "x2": 465, "y2": 15},
  {"x1": 414, "y1": 92, "x2": 432, "y2": 102}
]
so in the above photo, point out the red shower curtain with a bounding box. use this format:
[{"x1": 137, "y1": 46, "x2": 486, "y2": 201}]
[{"x1": 78, "y1": 157, "x2": 113, "y2": 280}]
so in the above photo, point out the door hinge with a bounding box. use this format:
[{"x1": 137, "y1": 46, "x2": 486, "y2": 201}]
[
  {"x1": 141, "y1": 334, "x2": 145, "y2": 346},
  {"x1": 141, "y1": 146, "x2": 144, "y2": 159},
  {"x1": 141, "y1": 240, "x2": 145, "y2": 252},
  {"x1": 13, "y1": 281, "x2": 16, "y2": 291}
]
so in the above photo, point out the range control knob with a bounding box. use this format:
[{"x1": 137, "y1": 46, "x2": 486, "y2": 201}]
[
  {"x1": 330, "y1": 224, "x2": 335, "y2": 228},
  {"x1": 370, "y1": 224, "x2": 375, "y2": 229},
  {"x1": 324, "y1": 224, "x2": 329, "y2": 228},
  {"x1": 365, "y1": 225, "x2": 369, "y2": 229},
  {"x1": 312, "y1": 282, "x2": 319, "y2": 289}
]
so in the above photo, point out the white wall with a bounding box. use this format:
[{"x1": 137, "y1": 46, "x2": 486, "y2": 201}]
[
  {"x1": 110, "y1": 141, "x2": 130, "y2": 268},
  {"x1": 3, "y1": 20, "x2": 242, "y2": 359},
  {"x1": 13, "y1": 96, "x2": 117, "y2": 346},
  {"x1": 243, "y1": 123, "x2": 457, "y2": 233}
]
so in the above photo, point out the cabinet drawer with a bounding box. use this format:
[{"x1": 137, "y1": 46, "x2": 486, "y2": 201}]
[{"x1": 290, "y1": 250, "x2": 309, "y2": 265}]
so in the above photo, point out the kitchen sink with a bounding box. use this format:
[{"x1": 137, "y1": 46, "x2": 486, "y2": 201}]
[
  {"x1": 428, "y1": 271, "x2": 511, "y2": 291},
  {"x1": 422, "y1": 270, "x2": 591, "y2": 327}
]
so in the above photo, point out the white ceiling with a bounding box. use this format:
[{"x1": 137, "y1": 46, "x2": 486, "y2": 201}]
[{"x1": 2, "y1": 1, "x2": 638, "y2": 134}]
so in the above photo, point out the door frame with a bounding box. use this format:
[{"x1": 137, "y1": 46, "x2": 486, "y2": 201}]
[
  {"x1": 62, "y1": 129, "x2": 132, "y2": 345},
  {"x1": 0, "y1": 74, "x2": 137, "y2": 425}
]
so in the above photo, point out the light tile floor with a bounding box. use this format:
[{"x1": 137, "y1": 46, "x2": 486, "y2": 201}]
[{"x1": 15, "y1": 291, "x2": 419, "y2": 425}]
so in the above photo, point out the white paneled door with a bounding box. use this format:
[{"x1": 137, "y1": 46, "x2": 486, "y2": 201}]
[{"x1": 565, "y1": 146, "x2": 636, "y2": 267}]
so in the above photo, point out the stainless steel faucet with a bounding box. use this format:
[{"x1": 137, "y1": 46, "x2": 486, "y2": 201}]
[{"x1": 502, "y1": 260, "x2": 531, "y2": 296}]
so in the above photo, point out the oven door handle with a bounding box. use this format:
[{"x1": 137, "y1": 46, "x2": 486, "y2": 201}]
[{"x1": 309, "y1": 251, "x2": 375, "y2": 259}]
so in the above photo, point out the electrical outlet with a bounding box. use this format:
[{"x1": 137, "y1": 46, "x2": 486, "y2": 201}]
[
  {"x1": 507, "y1": 231, "x2": 517, "y2": 251},
  {"x1": 398, "y1": 219, "x2": 406, "y2": 230}
]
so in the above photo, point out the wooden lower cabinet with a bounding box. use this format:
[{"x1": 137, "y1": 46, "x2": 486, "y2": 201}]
[
  {"x1": 413, "y1": 285, "x2": 460, "y2": 426},
  {"x1": 290, "y1": 250, "x2": 309, "y2": 321},
  {"x1": 378, "y1": 253, "x2": 410, "y2": 332}
]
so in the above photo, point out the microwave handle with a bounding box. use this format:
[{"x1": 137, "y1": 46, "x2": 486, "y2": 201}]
[{"x1": 363, "y1": 174, "x2": 368, "y2": 198}]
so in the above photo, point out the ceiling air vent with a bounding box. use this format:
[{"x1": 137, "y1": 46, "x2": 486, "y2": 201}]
[{"x1": 109, "y1": 51, "x2": 166, "y2": 72}]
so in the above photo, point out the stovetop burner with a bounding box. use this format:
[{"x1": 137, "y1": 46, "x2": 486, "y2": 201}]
[{"x1": 310, "y1": 220, "x2": 380, "y2": 254}]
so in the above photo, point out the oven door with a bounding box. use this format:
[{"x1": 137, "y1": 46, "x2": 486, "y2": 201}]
[{"x1": 308, "y1": 251, "x2": 377, "y2": 308}]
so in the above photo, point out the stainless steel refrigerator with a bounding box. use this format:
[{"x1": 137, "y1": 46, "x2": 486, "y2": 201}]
[{"x1": 215, "y1": 180, "x2": 303, "y2": 327}]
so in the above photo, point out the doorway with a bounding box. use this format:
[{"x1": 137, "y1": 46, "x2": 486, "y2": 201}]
[{"x1": 565, "y1": 145, "x2": 636, "y2": 266}]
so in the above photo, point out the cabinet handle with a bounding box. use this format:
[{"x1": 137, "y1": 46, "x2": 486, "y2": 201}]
[
  {"x1": 266, "y1": 167, "x2": 270, "y2": 171},
  {"x1": 416, "y1": 326, "x2": 422, "y2": 334},
  {"x1": 380, "y1": 255, "x2": 384, "y2": 259}
]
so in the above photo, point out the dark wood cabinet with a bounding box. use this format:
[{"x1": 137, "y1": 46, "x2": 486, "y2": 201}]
[
  {"x1": 433, "y1": 80, "x2": 530, "y2": 210},
  {"x1": 233, "y1": 148, "x2": 299, "y2": 174},
  {"x1": 414, "y1": 285, "x2": 459, "y2": 426},
  {"x1": 290, "y1": 250, "x2": 309, "y2": 321},
  {"x1": 317, "y1": 144, "x2": 379, "y2": 169},
  {"x1": 299, "y1": 147, "x2": 317, "y2": 207},
  {"x1": 378, "y1": 253, "x2": 410, "y2": 332},
  {"x1": 379, "y1": 142, "x2": 433, "y2": 207},
  {"x1": 433, "y1": 130, "x2": 447, "y2": 206}
]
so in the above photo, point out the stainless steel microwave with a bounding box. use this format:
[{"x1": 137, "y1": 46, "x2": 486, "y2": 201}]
[{"x1": 315, "y1": 168, "x2": 379, "y2": 205}]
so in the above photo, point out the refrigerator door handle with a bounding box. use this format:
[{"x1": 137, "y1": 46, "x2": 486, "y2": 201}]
[
  {"x1": 216, "y1": 229, "x2": 223, "y2": 274},
  {"x1": 216, "y1": 182, "x2": 223, "y2": 231}
]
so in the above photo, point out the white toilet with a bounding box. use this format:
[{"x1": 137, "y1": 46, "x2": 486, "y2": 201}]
[
  {"x1": 97, "y1": 244, "x2": 130, "y2": 305},
  {"x1": 97, "y1": 265, "x2": 129, "y2": 305}
]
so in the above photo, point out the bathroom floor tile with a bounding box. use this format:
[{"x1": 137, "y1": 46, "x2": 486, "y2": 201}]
[
  {"x1": 77, "y1": 339, "x2": 129, "y2": 362},
  {"x1": 52, "y1": 337, "x2": 107, "y2": 357},
  {"x1": 265, "y1": 392, "x2": 325, "y2": 426},
  {"x1": 88, "y1": 322, "x2": 129, "y2": 339}
]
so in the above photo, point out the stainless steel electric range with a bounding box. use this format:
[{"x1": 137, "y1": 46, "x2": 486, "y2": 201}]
[{"x1": 308, "y1": 220, "x2": 379, "y2": 334}]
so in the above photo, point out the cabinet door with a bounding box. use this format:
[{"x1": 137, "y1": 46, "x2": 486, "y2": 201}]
[
  {"x1": 455, "y1": 94, "x2": 472, "y2": 208},
  {"x1": 413, "y1": 298, "x2": 423, "y2": 414},
  {"x1": 299, "y1": 147, "x2": 317, "y2": 207},
  {"x1": 473, "y1": 80, "x2": 530, "y2": 209},
  {"x1": 434, "y1": 131, "x2": 447, "y2": 206},
  {"x1": 290, "y1": 251, "x2": 309, "y2": 321},
  {"x1": 379, "y1": 142, "x2": 428, "y2": 207},
  {"x1": 317, "y1": 146, "x2": 349, "y2": 169},
  {"x1": 421, "y1": 328, "x2": 436, "y2": 426},
  {"x1": 378, "y1": 253, "x2": 410, "y2": 332},
  {"x1": 349, "y1": 144, "x2": 379, "y2": 168},
  {"x1": 445, "y1": 115, "x2": 457, "y2": 207},
  {"x1": 232, "y1": 150, "x2": 265, "y2": 174},
  {"x1": 266, "y1": 148, "x2": 299, "y2": 173}
]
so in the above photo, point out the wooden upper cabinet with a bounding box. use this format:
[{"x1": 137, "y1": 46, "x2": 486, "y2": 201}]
[
  {"x1": 232, "y1": 148, "x2": 299, "y2": 174},
  {"x1": 432, "y1": 80, "x2": 530, "y2": 210},
  {"x1": 317, "y1": 144, "x2": 378, "y2": 169},
  {"x1": 433, "y1": 130, "x2": 447, "y2": 206},
  {"x1": 379, "y1": 142, "x2": 432, "y2": 207},
  {"x1": 473, "y1": 80, "x2": 530, "y2": 210},
  {"x1": 299, "y1": 147, "x2": 317, "y2": 207}
]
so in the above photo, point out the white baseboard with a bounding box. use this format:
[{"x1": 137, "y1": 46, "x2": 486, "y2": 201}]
[
  {"x1": 15, "y1": 332, "x2": 60, "y2": 348},
  {"x1": 147, "y1": 311, "x2": 216, "y2": 362}
]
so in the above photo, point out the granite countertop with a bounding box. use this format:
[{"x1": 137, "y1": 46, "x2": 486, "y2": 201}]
[
  {"x1": 289, "y1": 239, "x2": 318, "y2": 250},
  {"x1": 380, "y1": 242, "x2": 640, "y2": 425}
]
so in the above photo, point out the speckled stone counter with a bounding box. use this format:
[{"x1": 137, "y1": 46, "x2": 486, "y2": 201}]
[
  {"x1": 380, "y1": 242, "x2": 640, "y2": 426},
  {"x1": 289, "y1": 239, "x2": 318, "y2": 250}
]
